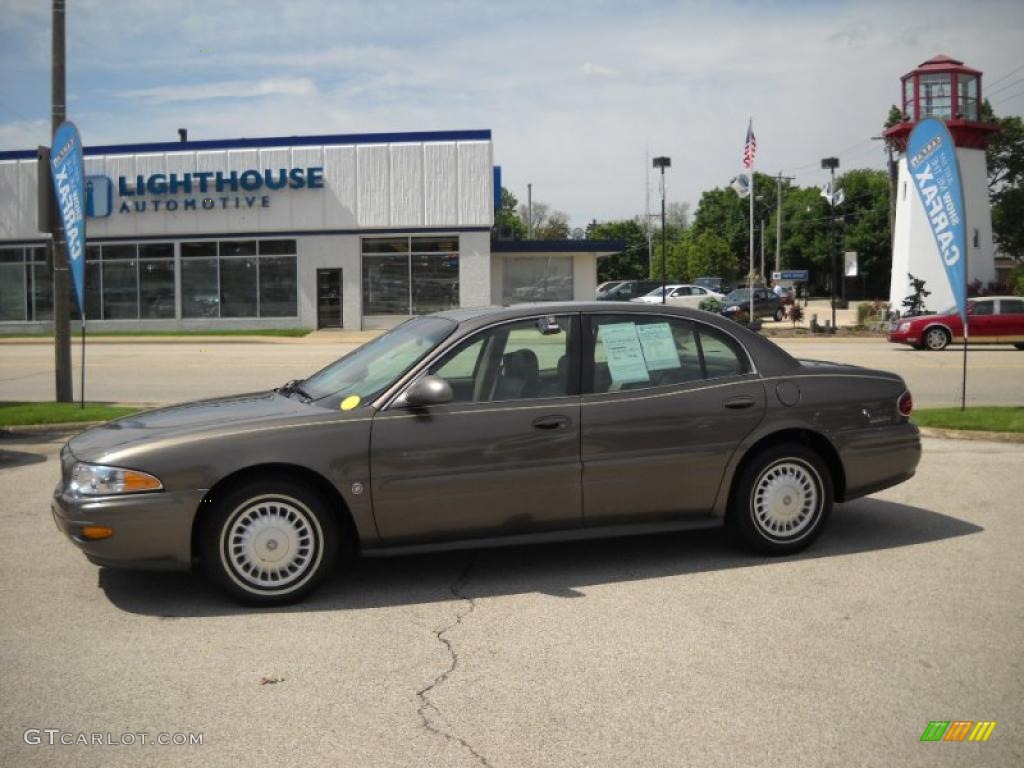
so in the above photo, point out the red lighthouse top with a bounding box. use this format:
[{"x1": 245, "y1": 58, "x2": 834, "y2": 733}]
[{"x1": 883, "y1": 55, "x2": 998, "y2": 151}]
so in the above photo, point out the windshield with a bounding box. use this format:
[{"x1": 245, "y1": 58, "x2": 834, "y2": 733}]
[
  {"x1": 301, "y1": 316, "x2": 456, "y2": 402},
  {"x1": 725, "y1": 290, "x2": 749, "y2": 303}
]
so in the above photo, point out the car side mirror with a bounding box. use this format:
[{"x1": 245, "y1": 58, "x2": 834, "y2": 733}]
[{"x1": 402, "y1": 375, "x2": 453, "y2": 408}]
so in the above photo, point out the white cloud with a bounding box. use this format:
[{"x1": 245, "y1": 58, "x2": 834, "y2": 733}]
[
  {"x1": 115, "y1": 78, "x2": 317, "y2": 104},
  {"x1": 581, "y1": 61, "x2": 619, "y2": 77}
]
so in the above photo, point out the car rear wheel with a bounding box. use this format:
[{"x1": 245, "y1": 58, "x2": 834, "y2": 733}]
[
  {"x1": 730, "y1": 443, "x2": 833, "y2": 555},
  {"x1": 201, "y1": 478, "x2": 339, "y2": 605},
  {"x1": 1014, "y1": 343, "x2": 1024, "y2": 350},
  {"x1": 924, "y1": 326, "x2": 950, "y2": 351},
  {"x1": 773, "y1": 307, "x2": 785, "y2": 322}
]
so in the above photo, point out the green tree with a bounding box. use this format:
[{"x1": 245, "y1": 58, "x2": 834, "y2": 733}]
[
  {"x1": 838, "y1": 169, "x2": 892, "y2": 296},
  {"x1": 518, "y1": 200, "x2": 570, "y2": 239},
  {"x1": 684, "y1": 230, "x2": 739, "y2": 282},
  {"x1": 493, "y1": 187, "x2": 526, "y2": 240},
  {"x1": 982, "y1": 100, "x2": 1024, "y2": 263},
  {"x1": 588, "y1": 218, "x2": 650, "y2": 282}
]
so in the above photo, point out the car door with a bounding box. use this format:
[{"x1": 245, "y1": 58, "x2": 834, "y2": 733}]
[
  {"x1": 580, "y1": 313, "x2": 766, "y2": 525},
  {"x1": 994, "y1": 298, "x2": 1024, "y2": 343},
  {"x1": 967, "y1": 299, "x2": 998, "y2": 341},
  {"x1": 369, "y1": 314, "x2": 582, "y2": 542}
]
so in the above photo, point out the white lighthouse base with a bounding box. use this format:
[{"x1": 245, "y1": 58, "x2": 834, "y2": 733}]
[{"x1": 888, "y1": 146, "x2": 996, "y2": 315}]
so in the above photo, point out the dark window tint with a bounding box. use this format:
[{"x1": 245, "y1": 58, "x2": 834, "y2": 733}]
[
  {"x1": 181, "y1": 259, "x2": 219, "y2": 317},
  {"x1": 139, "y1": 260, "x2": 175, "y2": 318},
  {"x1": 0, "y1": 248, "x2": 24, "y2": 263},
  {"x1": 362, "y1": 238, "x2": 408, "y2": 255},
  {"x1": 258, "y1": 239, "x2": 297, "y2": 255},
  {"x1": 411, "y1": 236, "x2": 458, "y2": 253},
  {"x1": 139, "y1": 243, "x2": 173, "y2": 260},
  {"x1": 84, "y1": 262, "x2": 102, "y2": 320},
  {"x1": 102, "y1": 260, "x2": 139, "y2": 319},
  {"x1": 31, "y1": 263, "x2": 53, "y2": 320},
  {"x1": 220, "y1": 257, "x2": 258, "y2": 317},
  {"x1": 972, "y1": 301, "x2": 994, "y2": 316},
  {"x1": 220, "y1": 240, "x2": 257, "y2": 257},
  {"x1": 259, "y1": 257, "x2": 298, "y2": 317},
  {"x1": 181, "y1": 241, "x2": 217, "y2": 258},
  {"x1": 0, "y1": 264, "x2": 27, "y2": 320},
  {"x1": 103, "y1": 244, "x2": 137, "y2": 261},
  {"x1": 998, "y1": 299, "x2": 1024, "y2": 315}
]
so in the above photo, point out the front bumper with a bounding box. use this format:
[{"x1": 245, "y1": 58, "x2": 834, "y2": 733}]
[{"x1": 51, "y1": 481, "x2": 204, "y2": 571}]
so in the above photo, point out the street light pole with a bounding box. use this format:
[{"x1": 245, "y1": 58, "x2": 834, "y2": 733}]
[
  {"x1": 51, "y1": 0, "x2": 73, "y2": 402},
  {"x1": 821, "y1": 156, "x2": 840, "y2": 330},
  {"x1": 652, "y1": 156, "x2": 671, "y2": 304}
]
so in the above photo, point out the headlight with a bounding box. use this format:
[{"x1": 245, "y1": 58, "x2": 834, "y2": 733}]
[
  {"x1": 726, "y1": 305, "x2": 740, "y2": 312},
  {"x1": 70, "y1": 463, "x2": 163, "y2": 496},
  {"x1": 898, "y1": 322, "x2": 910, "y2": 332}
]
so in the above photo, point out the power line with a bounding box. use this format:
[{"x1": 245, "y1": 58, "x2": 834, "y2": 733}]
[
  {"x1": 985, "y1": 76, "x2": 1024, "y2": 98},
  {"x1": 985, "y1": 63, "x2": 1024, "y2": 89},
  {"x1": 991, "y1": 87, "x2": 1024, "y2": 107}
]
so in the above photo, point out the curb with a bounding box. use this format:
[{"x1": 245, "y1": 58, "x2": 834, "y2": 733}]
[
  {"x1": 917, "y1": 426, "x2": 1024, "y2": 444},
  {"x1": 0, "y1": 421, "x2": 105, "y2": 437}
]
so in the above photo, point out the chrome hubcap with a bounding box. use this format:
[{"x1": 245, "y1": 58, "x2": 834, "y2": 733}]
[
  {"x1": 751, "y1": 459, "x2": 821, "y2": 540},
  {"x1": 926, "y1": 329, "x2": 946, "y2": 349},
  {"x1": 222, "y1": 496, "x2": 320, "y2": 592}
]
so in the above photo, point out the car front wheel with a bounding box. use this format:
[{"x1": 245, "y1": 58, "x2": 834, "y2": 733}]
[
  {"x1": 773, "y1": 307, "x2": 785, "y2": 322},
  {"x1": 730, "y1": 443, "x2": 833, "y2": 555},
  {"x1": 201, "y1": 478, "x2": 339, "y2": 605},
  {"x1": 924, "y1": 326, "x2": 950, "y2": 351}
]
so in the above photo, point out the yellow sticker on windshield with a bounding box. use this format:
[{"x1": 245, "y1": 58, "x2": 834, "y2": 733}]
[{"x1": 340, "y1": 395, "x2": 361, "y2": 411}]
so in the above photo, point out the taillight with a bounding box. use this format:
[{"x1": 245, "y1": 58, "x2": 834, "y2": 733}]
[{"x1": 897, "y1": 390, "x2": 913, "y2": 418}]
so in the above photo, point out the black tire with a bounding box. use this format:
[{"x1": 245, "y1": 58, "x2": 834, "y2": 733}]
[
  {"x1": 923, "y1": 326, "x2": 950, "y2": 351},
  {"x1": 773, "y1": 307, "x2": 785, "y2": 322},
  {"x1": 1014, "y1": 343, "x2": 1024, "y2": 350},
  {"x1": 200, "y1": 477, "x2": 339, "y2": 606},
  {"x1": 729, "y1": 443, "x2": 833, "y2": 555}
]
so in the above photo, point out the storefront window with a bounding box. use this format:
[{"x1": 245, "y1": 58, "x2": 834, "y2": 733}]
[
  {"x1": 85, "y1": 262, "x2": 102, "y2": 320},
  {"x1": 259, "y1": 257, "x2": 298, "y2": 317},
  {"x1": 181, "y1": 257, "x2": 219, "y2": 318},
  {"x1": 220, "y1": 257, "x2": 258, "y2": 317},
  {"x1": 502, "y1": 256, "x2": 573, "y2": 304},
  {"x1": 102, "y1": 259, "x2": 139, "y2": 319},
  {"x1": 362, "y1": 236, "x2": 459, "y2": 315},
  {"x1": 139, "y1": 260, "x2": 175, "y2": 318},
  {"x1": 32, "y1": 263, "x2": 53, "y2": 320},
  {"x1": 0, "y1": 258, "x2": 27, "y2": 321}
]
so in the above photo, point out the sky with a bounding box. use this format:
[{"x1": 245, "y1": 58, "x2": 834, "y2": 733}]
[{"x1": 1, "y1": 0, "x2": 1023, "y2": 229}]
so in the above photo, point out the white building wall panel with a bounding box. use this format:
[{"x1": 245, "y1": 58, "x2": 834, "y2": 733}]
[
  {"x1": 424, "y1": 143, "x2": 458, "y2": 226},
  {"x1": 290, "y1": 147, "x2": 324, "y2": 231},
  {"x1": 225, "y1": 149, "x2": 260, "y2": 234},
  {"x1": 457, "y1": 142, "x2": 492, "y2": 226},
  {"x1": 389, "y1": 144, "x2": 424, "y2": 228},
  {"x1": 323, "y1": 145, "x2": 358, "y2": 229},
  {"x1": 357, "y1": 145, "x2": 390, "y2": 227},
  {"x1": 163, "y1": 151, "x2": 198, "y2": 235},
  {"x1": 257, "y1": 148, "x2": 293, "y2": 232}
]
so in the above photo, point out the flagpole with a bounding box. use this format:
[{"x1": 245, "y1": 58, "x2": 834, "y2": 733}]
[
  {"x1": 80, "y1": 311, "x2": 85, "y2": 408},
  {"x1": 748, "y1": 119, "x2": 755, "y2": 323},
  {"x1": 962, "y1": 247, "x2": 968, "y2": 411}
]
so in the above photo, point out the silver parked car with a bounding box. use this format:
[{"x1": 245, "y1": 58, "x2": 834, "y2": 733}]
[{"x1": 53, "y1": 303, "x2": 921, "y2": 605}]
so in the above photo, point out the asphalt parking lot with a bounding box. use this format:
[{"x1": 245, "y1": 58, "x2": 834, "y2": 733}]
[
  {"x1": 1, "y1": 432, "x2": 1021, "y2": 767},
  {"x1": 1, "y1": 336, "x2": 1023, "y2": 407}
]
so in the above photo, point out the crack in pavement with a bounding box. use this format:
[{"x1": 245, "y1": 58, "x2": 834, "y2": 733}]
[{"x1": 416, "y1": 554, "x2": 494, "y2": 768}]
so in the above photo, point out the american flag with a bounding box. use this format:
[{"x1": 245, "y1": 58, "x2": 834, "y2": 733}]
[{"x1": 742, "y1": 119, "x2": 756, "y2": 170}]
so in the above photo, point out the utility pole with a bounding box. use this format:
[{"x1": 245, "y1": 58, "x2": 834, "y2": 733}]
[
  {"x1": 51, "y1": 0, "x2": 73, "y2": 402},
  {"x1": 873, "y1": 136, "x2": 898, "y2": 298},
  {"x1": 526, "y1": 183, "x2": 533, "y2": 240},
  {"x1": 774, "y1": 172, "x2": 795, "y2": 275},
  {"x1": 760, "y1": 216, "x2": 766, "y2": 280}
]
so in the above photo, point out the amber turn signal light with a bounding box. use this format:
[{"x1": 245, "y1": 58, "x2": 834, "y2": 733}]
[{"x1": 80, "y1": 526, "x2": 115, "y2": 541}]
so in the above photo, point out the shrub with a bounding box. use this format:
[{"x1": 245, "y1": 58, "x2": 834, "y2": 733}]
[
  {"x1": 788, "y1": 303, "x2": 805, "y2": 326},
  {"x1": 856, "y1": 302, "x2": 872, "y2": 326},
  {"x1": 699, "y1": 297, "x2": 724, "y2": 313}
]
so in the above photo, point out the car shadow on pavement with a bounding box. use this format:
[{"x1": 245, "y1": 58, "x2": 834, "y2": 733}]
[
  {"x1": 0, "y1": 449, "x2": 48, "y2": 470},
  {"x1": 98, "y1": 497, "x2": 982, "y2": 618}
]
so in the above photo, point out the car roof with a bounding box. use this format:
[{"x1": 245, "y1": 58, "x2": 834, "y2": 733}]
[{"x1": 432, "y1": 302, "x2": 801, "y2": 375}]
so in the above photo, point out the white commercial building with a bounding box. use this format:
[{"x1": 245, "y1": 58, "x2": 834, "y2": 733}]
[{"x1": 0, "y1": 129, "x2": 616, "y2": 331}]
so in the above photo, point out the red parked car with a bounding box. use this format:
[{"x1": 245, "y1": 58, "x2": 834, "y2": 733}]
[{"x1": 887, "y1": 296, "x2": 1024, "y2": 350}]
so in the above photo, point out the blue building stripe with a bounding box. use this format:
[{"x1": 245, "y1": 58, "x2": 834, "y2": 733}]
[{"x1": 0, "y1": 129, "x2": 492, "y2": 161}]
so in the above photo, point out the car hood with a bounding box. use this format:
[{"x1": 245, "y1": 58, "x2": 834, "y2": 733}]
[{"x1": 68, "y1": 391, "x2": 322, "y2": 463}]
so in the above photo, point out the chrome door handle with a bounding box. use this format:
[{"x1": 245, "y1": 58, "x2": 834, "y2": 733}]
[{"x1": 532, "y1": 415, "x2": 570, "y2": 430}]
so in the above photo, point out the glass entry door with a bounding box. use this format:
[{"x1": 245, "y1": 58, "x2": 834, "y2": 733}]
[{"x1": 316, "y1": 269, "x2": 342, "y2": 328}]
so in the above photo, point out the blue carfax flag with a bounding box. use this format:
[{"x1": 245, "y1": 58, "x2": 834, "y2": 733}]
[
  {"x1": 49, "y1": 121, "x2": 87, "y2": 316},
  {"x1": 906, "y1": 118, "x2": 968, "y2": 323}
]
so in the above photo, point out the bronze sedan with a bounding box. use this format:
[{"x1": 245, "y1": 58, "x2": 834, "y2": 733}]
[{"x1": 53, "y1": 303, "x2": 921, "y2": 605}]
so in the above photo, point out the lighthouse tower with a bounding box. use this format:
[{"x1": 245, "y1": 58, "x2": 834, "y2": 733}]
[{"x1": 885, "y1": 55, "x2": 999, "y2": 313}]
